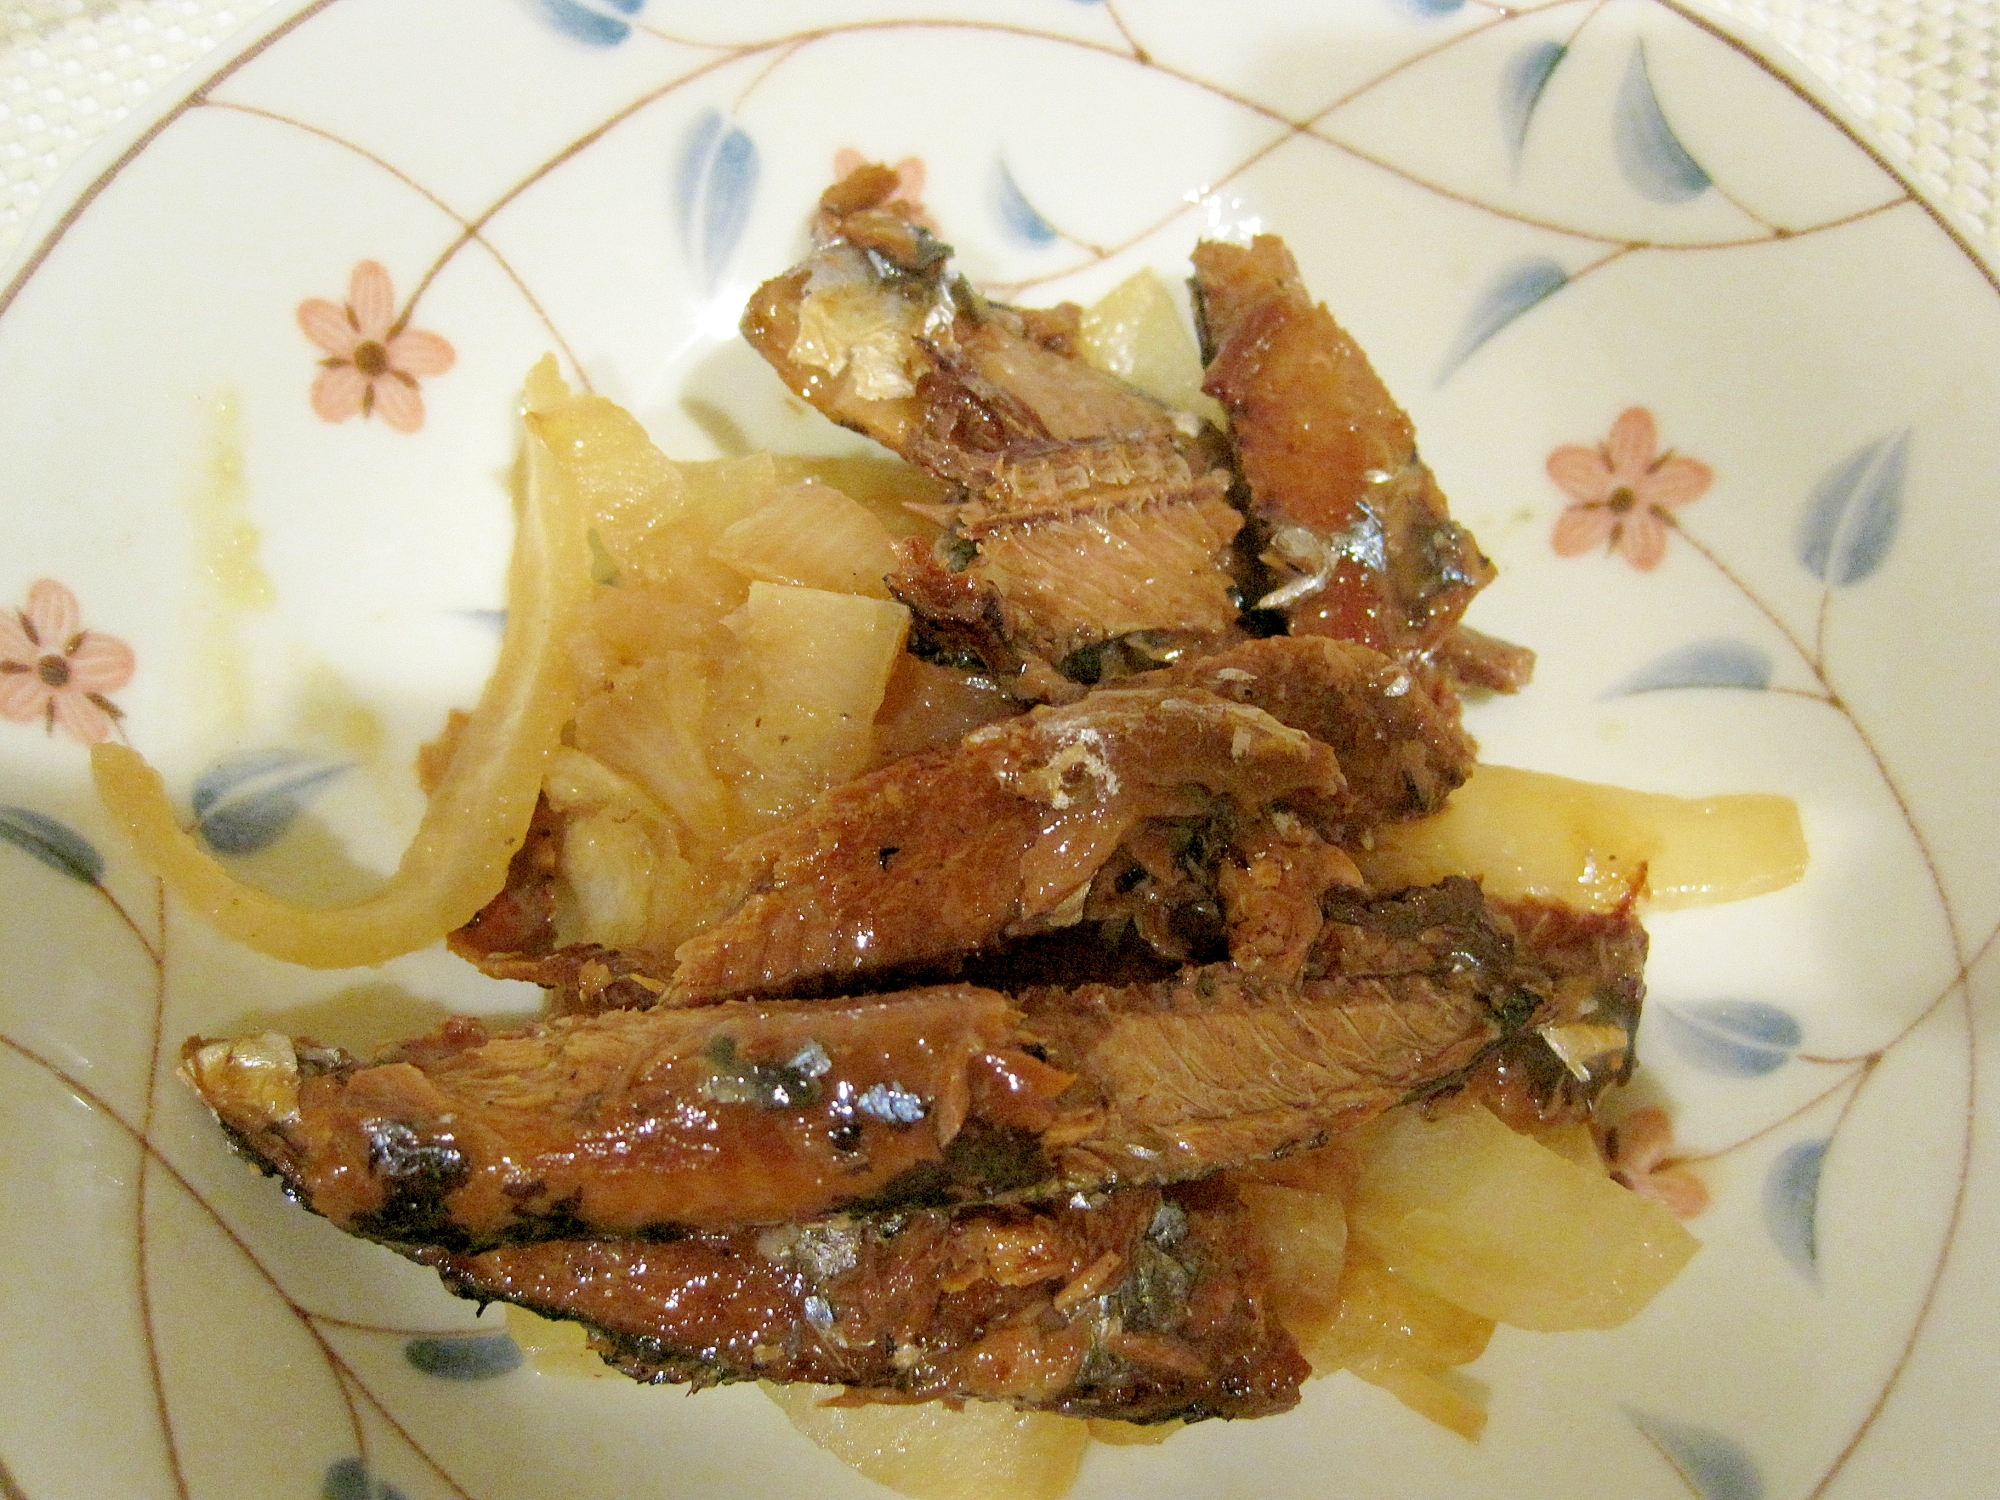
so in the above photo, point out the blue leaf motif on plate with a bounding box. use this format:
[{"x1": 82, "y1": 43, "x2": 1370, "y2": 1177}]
[
  {"x1": 323, "y1": 1458, "x2": 410, "y2": 1500},
  {"x1": 0, "y1": 805, "x2": 103, "y2": 885},
  {"x1": 405, "y1": 1332, "x2": 524, "y2": 1380},
  {"x1": 1502, "y1": 40, "x2": 1566, "y2": 161},
  {"x1": 994, "y1": 161, "x2": 1057, "y2": 247},
  {"x1": 1794, "y1": 429, "x2": 1907, "y2": 587},
  {"x1": 1391, "y1": 0, "x2": 1468, "y2": 17},
  {"x1": 529, "y1": 0, "x2": 643, "y2": 48},
  {"x1": 1614, "y1": 43, "x2": 1711, "y2": 203},
  {"x1": 1656, "y1": 1000, "x2": 1801, "y2": 1077},
  {"x1": 1609, "y1": 638, "x2": 1773, "y2": 696},
  {"x1": 676, "y1": 110, "x2": 760, "y2": 293},
  {"x1": 1438, "y1": 257, "x2": 1566, "y2": 379},
  {"x1": 1626, "y1": 1410, "x2": 1767, "y2": 1500},
  {"x1": 1765, "y1": 1138, "x2": 1829, "y2": 1284},
  {"x1": 191, "y1": 749, "x2": 349, "y2": 856}
]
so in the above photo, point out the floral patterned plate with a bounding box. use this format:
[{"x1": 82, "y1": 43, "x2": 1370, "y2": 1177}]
[{"x1": 0, "y1": 2, "x2": 1994, "y2": 1498}]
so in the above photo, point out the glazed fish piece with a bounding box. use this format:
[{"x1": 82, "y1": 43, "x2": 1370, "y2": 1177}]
[
  {"x1": 185, "y1": 987, "x2": 1023, "y2": 1248},
  {"x1": 1428, "y1": 621, "x2": 1537, "y2": 696},
  {"x1": 896, "y1": 469, "x2": 1247, "y2": 669},
  {"x1": 1030, "y1": 881, "x2": 1648, "y2": 1185},
  {"x1": 1014, "y1": 961, "x2": 1500, "y2": 1188},
  {"x1": 445, "y1": 637, "x2": 1471, "y2": 1011},
  {"x1": 664, "y1": 684, "x2": 1345, "y2": 1005},
  {"x1": 742, "y1": 164, "x2": 1245, "y2": 681},
  {"x1": 411, "y1": 1179, "x2": 1306, "y2": 1423},
  {"x1": 446, "y1": 792, "x2": 564, "y2": 977},
  {"x1": 1134, "y1": 634, "x2": 1474, "y2": 838},
  {"x1": 181, "y1": 971, "x2": 1487, "y2": 1250},
  {"x1": 1191, "y1": 236, "x2": 1497, "y2": 662},
  {"x1": 182, "y1": 881, "x2": 1641, "y2": 1250},
  {"x1": 1314, "y1": 879, "x2": 1651, "y2": 1120},
  {"x1": 669, "y1": 640, "x2": 1473, "y2": 1006},
  {"x1": 740, "y1": 166, "x2": 1185, "y2": 466},
  {"x1": 445, "y1": 798, "x2": 689, "y2": 1013}
]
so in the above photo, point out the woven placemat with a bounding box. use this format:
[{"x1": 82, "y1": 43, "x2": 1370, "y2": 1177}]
[
  {"x1": 0, "y1": 0, "x2": 1993, "y2": 260},
  {"x1": 1707, "y1": 0, "x2": 1999, "y2": 239},
  {"x1": 0, "y1": 1, "x2": 252, "y2": 247}
]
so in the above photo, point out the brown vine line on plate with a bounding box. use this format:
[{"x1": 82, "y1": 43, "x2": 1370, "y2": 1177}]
[
  {"x1": 314, "y1": 7, "x2": 1912, "y2": 321},
  {"x1": 0, "y1": 4, "x2": 1986, "y2": 1497},
  {"x1": 0, "y1": 874, "x2": 491, "y2": 1500},
  {"x1": 1661, "y1": 500, "x2": 1983, "y2": 1500}
]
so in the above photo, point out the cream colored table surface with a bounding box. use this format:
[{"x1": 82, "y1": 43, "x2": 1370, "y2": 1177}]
[{"x1": 0, "y1": 0, "x2": 1996, "y2": 264}]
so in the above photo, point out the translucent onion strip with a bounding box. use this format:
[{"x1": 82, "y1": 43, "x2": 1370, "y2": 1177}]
[
  {"x1": 92, "y1": 360, "x2": 592, "y2": 968},
  {"x1": 1355, "y1": 763, "x2": 1807, "y2": 912}
]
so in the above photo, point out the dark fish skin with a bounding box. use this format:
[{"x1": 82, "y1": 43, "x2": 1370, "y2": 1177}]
[
  {"x1": 183, "y1": 987, "x2": 1025, "y2": 1250},
  {"x1": 410, "y1": 1178, "x2": 1308, "y2": 1424}
]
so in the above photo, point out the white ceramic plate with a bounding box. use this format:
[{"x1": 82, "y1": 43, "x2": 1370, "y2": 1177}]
[{"x1": 1, "y1": 2, "x2": 1993, "y2": 1497}]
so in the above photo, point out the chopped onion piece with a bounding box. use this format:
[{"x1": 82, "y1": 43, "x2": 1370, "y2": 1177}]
[
  {"x1": 1077, "y1": 267, "x2": 1224, "y2": 426},
  {"x1": 92, "y1": 358, "x2": 592, "y2": 968},
  {"x1": 1346, "y1": 1099, "x2": 1697, "y2": 1332},
  {"x1": 764, "y1": 1383, "x2": 1088, "y2": 1500}
]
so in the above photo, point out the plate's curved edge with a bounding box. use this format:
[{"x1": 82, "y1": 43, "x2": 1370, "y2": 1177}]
[
  {"x1": 0, "y1": 7, "x2": 1991, "y2": 1498},
  {"x1": 1659, "y1": 0, "x2": 2000, "y2": 292},
  {"x1": 0, "y1": 0, "x2": 337, "y2": 317}
]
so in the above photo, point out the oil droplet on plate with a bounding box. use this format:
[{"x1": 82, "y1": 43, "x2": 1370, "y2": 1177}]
[
  {"x1": 295, "y1": 662, "x2": 385, "y2": 761},
  {"x1": 184, "y1": 388, "x2": 275, "y2": 731},
  {"x1": 191, "y1": 389, "x2": 274, "y2": 609}
]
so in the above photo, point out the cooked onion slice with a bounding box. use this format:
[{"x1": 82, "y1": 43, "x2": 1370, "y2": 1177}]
[
  {"x1": 1346, "y1": 1098, "x2": 1697, "y2": 1332},
  {"x1": 1356, "y1": 763, "x2": 1807, "y2": 912},
  {"x1": 93, "y1": 359, "x2": 591, "y2": 968}
]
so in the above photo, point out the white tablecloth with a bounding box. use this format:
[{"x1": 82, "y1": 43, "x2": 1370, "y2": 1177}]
[{"x1": 0, "y1": 0, "x2": 1993, "y2": 259}]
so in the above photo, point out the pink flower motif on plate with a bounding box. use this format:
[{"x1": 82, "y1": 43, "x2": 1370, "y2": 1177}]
[
  {"x1": 832, "y1": 148, "x2": 936, "y2": 229},
  {"x1": 0, "y1": 579, "x2": 136, "y2": 743},
  {"x1": 1599, "y1": 1105, "x2": 1710, "y2": 1220},
  {"x1": 1547, "y1": 407, "x2": 1712, "y2": 570},
  {"x1": 297, "y1": 260, "x2": 456, "y2": 434}
]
